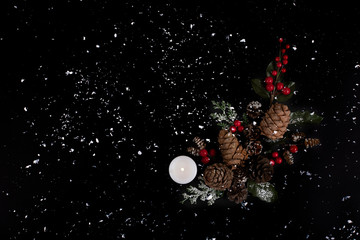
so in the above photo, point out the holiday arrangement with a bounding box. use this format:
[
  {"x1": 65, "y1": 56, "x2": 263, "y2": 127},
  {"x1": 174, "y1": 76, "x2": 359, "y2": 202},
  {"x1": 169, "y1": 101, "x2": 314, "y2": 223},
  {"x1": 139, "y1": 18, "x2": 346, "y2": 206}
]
[{"x1": 169, "y1": 38, "x2": 323, "y2": 205}]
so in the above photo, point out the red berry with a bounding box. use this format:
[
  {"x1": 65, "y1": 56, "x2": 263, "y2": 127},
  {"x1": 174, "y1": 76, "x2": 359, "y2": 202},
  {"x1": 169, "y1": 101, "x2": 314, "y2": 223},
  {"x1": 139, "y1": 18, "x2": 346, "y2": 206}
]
[
  {"x1": 230, "y1": 126, "x2": 237, "y2": 133},
  {"x1": 281, "y1": 49, "x2": 286, "y2": 54},
  {"x1": 276, "y1": 82, "x2": 284, "y2": 91},
  {"x1": 286, "y1": 44, "x2": 290, "y2": 49},
  {"x1": 290, "y1": 145, "x2": 298, "y2": 153},
  {"x1": 209, "y1": 149, "x2": 216, "y2": 157},
  {"x1": 269, "y1": 160, "x2": 275, "y2": 166},
  {"x1": 266, "y1": 83, "x2": 274, "y2": 92},
  {"x1": 282, "y1": 59, "x2": 288, "y2": 65},
  {"x1": 234, "y1": 120, "x2": 241, "y2": 127},
  {"x1": 282, "y1": 87, "x2": 291, "y2": 95},
  {"x1": 272, "y1": 152, "x2": 279, "y2": 158},
  {"x1": 265, "y1": 76, "x2": 273, "y2": 84},
  {"x1": 279, "y1": 38, "x2": 283, "y2": 43},
  {"x1": 281, "y1": 68, "x2": 286, "y2": 73},
  {"x1": 199, "y1": 149, "x2": 208, "y2": 157},
  {"x1": 271, "y1": 70, "x2": 277, "y2": 76},
  {"x1": 237, "y1": 125, "x2": 244, "y2": 132},
  {"x1": 201, "y1": 156, "x2": 210, "y2": 164},
  {"x1": 276, "y1": 62, "x2": 282, "y2": 68},
  {"x1": 283, "y1": 55, "x2": 288, "y2": 60},
  {"x1": 275, "y1": 157, "x2": 283, "y2": 164},
  {"x1": 275, "y1": 56, "x2": 280, "y2": 62}
]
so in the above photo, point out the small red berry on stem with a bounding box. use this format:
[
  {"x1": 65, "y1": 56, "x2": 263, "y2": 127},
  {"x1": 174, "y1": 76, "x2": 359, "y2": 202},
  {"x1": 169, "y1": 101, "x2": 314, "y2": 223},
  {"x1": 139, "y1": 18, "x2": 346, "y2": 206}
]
[
  {"x1": 230, "y1": 126, "x2": 237, "y2": 133},
  {"x1": 286, "y1": 44, "x2": 290, "y2": 49},
  {"x1": 281, "y1": 49, "x2": 286, "y2": 54},
  {"x1": 279, "y1": 38, "x2": 283, "y2": 43},
  {"x1": 201, "y1": 156, "x2": 210, "y2": 164},
  {"x1": 272, "y1": 152, "x2": 279, "y2": 158},
  {"x1": 269, "y1": 159, "x2": 275, "y2": 166},
  {"x1": 276, "y1": 82, "x2": 284, "y2": 91},
  {"x1": 238, "y1": 125, "x2": 244, "y2": 132},
  {"x1": 276, "y1": 62, "x2": 282, "y2": 68},
  {"x1": 283, "y1": 55, "x2": 288, "y2": 60},
  {"x1": 266, "y1": 84, "x2": 275, "y2": 92},
  {"x1": 282, "y1": 59, "x2": 288, "y2": 65},
  {"x1": 271, "y1": 70, "x2": 277, "y2": 76},
  {"x1": 265, "y1": 76, "x2": 273, "y2": 84},
  {"x1": 199, "y1": 149, "x2": 208, "y2": 157},
  {"x1": 281, "y1": 68, "x2": 286, "y2": 73},
  {"x1": 282, "y1": 87, "x2": 291, "y2": 95},
  {"x1": 234, "y1": 120, "x2": 241, "y2": 127},
  {"x1": 275, "y1": 157, "x2": 283, "y2": 164},
  {"x1": 289, "y1": 145, "x2": 298, "y2": 153},
  {"x1": 275, "y1": 56, "x2": 280, "y2": 62},
  {"x1": 209, "y1": 149, "x2": 216, "y2": 157}
]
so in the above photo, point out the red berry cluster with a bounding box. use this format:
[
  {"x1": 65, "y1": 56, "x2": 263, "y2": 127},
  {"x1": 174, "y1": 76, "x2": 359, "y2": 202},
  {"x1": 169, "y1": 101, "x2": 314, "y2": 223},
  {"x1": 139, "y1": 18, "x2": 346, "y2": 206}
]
[
  {"x1": 199, "y1": 148, "x2": 216, "y2": 165},
  {"x1": 265, "y1": 38, "x2": 291, "y2": 96},
  {"x1": 229, "y1": 120, "x2": 244, "y2": 133},
  {"x1": 269, "y1": 144, "x2": 299, "y2": 166},
  {"x1": 269, "y1": 151, "x2": 282, "y2": 166}
]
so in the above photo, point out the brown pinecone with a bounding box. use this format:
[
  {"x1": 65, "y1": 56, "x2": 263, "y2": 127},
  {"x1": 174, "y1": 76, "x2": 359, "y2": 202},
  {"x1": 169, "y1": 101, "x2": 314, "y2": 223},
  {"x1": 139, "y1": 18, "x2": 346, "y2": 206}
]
[
  {"x1": 227, "y1": 168, "x2": 248, "y2": 204},
  {"x1": 187, "y1": 147, "x2": 199, "y2": 156},
  {"x1": 193, "y1": 136, "x2": 206, "y2": 150},
  {"x1": 259, "y1": 103, "x2": 291, "y2": 140},
  {"x1": 304, "y1": 138, "x2": 321, "y2": 148},
  {"x1": 227, "y1": 182, "x2": 248, "y2": 204},
  {"x1": 291, "y1": 132, "x2": 306, "y2": 142},
  {"x1": 283, "y1": 150, "x2": 294, "y2": 165},
  {"x1": 249, "y1": 157, "x2": 274, "y2": 183},
  {"x1": 203, "y1": 163, "x2": 233, "y2": 190},
  {"x1": 218, "y1": 129, "x2": 249, "y2": 169},
  {"x1": 246, "y1": 101, "x2": 263, "y2": 119},
  {"x1": 246, "y1": 140, "x2": 263, "y2": 156},
  {"x1": 243, "y1": 124, "x2": 261, "y2": 140}
]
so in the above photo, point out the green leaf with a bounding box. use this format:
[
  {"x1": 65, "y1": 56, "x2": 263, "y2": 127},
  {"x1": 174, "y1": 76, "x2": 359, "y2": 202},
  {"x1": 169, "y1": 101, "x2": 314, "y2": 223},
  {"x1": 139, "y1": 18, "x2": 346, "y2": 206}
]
[
  {"x1": 247, "y1": 179, "x2": 278, "y2": 203},
  {"x1": 290, "y1": 111, "x2": 324, "y2": 125},
  {"x1": 266, "y1": 61, "x2": 275, "y2": 77},
  {"x1": 276, "y1": 81, "x2": 296, "y2": 102},
  {"x1": 251, "y1": 78, "x2": 270, "y2": 99}
]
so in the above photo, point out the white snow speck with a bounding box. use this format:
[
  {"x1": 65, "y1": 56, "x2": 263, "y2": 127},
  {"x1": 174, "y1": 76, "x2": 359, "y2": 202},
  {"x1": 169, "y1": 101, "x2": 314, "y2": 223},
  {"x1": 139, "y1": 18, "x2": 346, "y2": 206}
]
[
  {"x1": 138, "y1": 151, "x2": 142, "y2": 155},
  {"x1": 33, "y1": 159, "x2": 40, "y2": 164}
]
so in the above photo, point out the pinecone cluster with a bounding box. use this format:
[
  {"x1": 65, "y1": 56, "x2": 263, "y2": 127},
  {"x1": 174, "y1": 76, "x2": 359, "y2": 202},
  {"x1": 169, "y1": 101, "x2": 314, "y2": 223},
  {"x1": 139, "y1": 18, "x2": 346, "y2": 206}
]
[
  {"x1": 179, "y1": 40, "x2": 324, "y2": 206},
  {"x1": 197, "y1": 101, "x2": 322, "y2": 205}
]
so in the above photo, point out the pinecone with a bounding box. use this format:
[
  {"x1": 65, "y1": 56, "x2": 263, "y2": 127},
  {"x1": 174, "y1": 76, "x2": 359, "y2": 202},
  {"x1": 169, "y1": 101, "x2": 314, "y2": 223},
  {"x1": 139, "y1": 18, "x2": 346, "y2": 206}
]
[
  {"x1": 283, "y1": 150, "x2": 294, "y2": 165},
  {"x1": 187, "y1": 147, "x2": 199, "y2": 156},
  {"x1": 259, "y1": 103, "x2": 291, "y2": 140},
  {"x1": 249, "y1": 157, "x2": 274, "y2": 183},
  {"x1": 227, "y1": 182, "x2": 248, "y2": 204},
  {"x1": 193, "y1": 136, "x2": 206, "y2": 150},
  {"x1": 246, "y1": 140, "x2": 263, "y2": 156},
  {"x1": 243, "y1": 123, "x2": 261, "y2": 140},
  {"x1": 304, "y1": 138, "x2": 321, "y2": 148},
  {"x1": 218, "y1": 129, "x2": 249, "y2": 169},
  {"x1": 246, "y1": 101, "x2": 263, "y2": 119},
  {"x1": 227, "y1": 168, "x2": 248, "y2": 204},
  {"x1": 291, "y1": 132, "x2": 306, "y2": 142},
  {"x1": 203, "y1": 163, "x2": 233, "y2": 190}
]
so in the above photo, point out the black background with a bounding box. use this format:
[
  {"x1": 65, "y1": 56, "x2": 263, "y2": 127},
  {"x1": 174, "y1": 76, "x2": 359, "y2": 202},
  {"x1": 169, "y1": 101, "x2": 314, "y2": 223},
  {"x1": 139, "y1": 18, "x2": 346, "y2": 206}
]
[{"x1": 2, "y1": 0, "x2": 360, "y2": 239}]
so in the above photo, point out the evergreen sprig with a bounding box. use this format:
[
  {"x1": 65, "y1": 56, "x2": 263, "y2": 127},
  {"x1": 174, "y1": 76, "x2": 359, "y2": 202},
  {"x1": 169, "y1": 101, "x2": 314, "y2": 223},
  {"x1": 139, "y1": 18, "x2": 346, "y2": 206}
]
[
  {"x1": 181, "y1": 177, "x2": 224, "y2": 205},
  {"x1": 210, "y1": 100, "x2": 237, "y2": 129}
]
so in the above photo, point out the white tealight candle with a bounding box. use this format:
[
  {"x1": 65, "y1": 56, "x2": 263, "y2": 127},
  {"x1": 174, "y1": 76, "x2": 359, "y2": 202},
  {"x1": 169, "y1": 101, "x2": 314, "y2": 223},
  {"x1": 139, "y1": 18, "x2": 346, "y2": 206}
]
[{"x1": 169, "y1": 155, "x2": 197, "y2": 184}]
